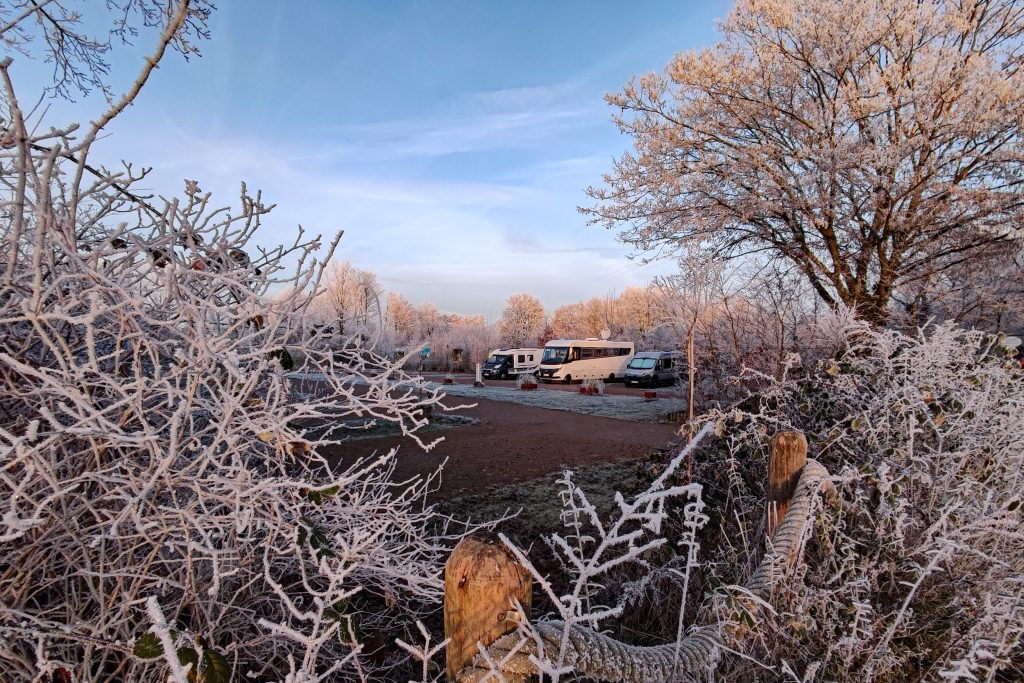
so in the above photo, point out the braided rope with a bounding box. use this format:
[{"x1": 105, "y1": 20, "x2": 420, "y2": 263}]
[{"x1": 457, "y1": 459, "x2": 833, "y2": 683}]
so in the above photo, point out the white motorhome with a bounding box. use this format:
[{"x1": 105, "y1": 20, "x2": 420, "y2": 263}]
[
  {"x1": 537, "y1": 338, "x2": 635, "y2": 384},
  {"x1": 482, "y1": 348, "x2": 542, "y2": 379}
]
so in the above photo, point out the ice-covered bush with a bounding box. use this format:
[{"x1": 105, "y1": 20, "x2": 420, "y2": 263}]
[
  {"x1": 0, "y1": 7, "x2": 463, "y2": 681},
  {"x1": 470, "y1": 426, "x2": 713, "y2": 682},
  {"x1": 698, "y1": 319, "x2": 1024, "y2": 681},
  {"x1": 515, "y1": 372, "x2": 539, "y2": 389},
  {"x1": 455, "y1": 424, "x2": 837, "y2": 682}
]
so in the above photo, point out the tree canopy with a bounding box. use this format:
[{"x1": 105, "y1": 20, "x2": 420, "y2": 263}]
[
  {"x1": 585, "y1": 0, "x2": 1024, "y2": 324},
  {"x1": 497, "y1": 293, "x2": 546, "y2": 347}
]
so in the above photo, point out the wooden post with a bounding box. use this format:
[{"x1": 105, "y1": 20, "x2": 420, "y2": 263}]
[
  {"x1": 444, "y1": 532, "x2": 531, "y2": 681},
  {"x1": 767, "y1": 431, "x2": 808, "y2": 537}
]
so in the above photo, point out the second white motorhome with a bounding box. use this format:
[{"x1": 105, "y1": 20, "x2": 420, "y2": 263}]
[
  {"x1": 482, "y1": 348, "x2": 542, "y2": 379},
  {"x1": 536, "y1": 338, "x2": 635, "y2": 384}
]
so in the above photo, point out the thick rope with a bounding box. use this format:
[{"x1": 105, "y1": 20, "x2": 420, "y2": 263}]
[{"x1": 457, "y1": 459, "x2": 833, "y2": 683}]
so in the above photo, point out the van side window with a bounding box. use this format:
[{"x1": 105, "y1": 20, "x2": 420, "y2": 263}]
[{"x1": 663, "y1": 359, "x2": 673, "y2": 369}]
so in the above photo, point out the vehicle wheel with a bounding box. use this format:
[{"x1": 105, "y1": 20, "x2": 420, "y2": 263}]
[
  {"x1": 607, "y1": 373, "x2": 615, "y2": 383},
  {"x1": 562, "y1": 375, "x2": 572, "y2": 385},
  {"x1": 644, "y1": 376, "x2": 654, "y2": 388},
  {"x1": 498, "y1": 369, "x2": 508, "y2": 380}
]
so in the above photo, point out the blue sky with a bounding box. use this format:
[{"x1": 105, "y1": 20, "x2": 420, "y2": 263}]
[{"x1": 17, "y1": 1, "x2": 731, "y2": 319}]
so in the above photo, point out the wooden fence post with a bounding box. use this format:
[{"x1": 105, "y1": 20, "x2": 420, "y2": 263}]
[
  {"x1": 767, "y1": 431, "x2": 808, "y2": 537},
  {"x1": 444, "y1": 532, "x2": 531, "y2": 681}
]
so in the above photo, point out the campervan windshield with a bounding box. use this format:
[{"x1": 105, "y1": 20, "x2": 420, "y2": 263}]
[
  {"x1": 486, "y1": 353, "x2": 510, "y2": 364},
  {"x1": 541, "y1": 346, "x2": 569, "y2": 364}
]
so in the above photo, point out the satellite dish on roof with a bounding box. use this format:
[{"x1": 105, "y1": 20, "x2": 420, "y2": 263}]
[{"x1": 599, "y1": 328, "x2": 611, "y2": 340}]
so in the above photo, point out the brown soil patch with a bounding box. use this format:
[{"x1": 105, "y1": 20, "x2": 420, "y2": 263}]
[{"x1": 322, "y1": 395, "x2": 682, "y2": 500}]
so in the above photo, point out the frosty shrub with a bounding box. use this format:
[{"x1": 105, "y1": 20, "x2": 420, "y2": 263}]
[
  {"x1": 477, "y1": 425, "x2": 713, "y2": 682},
  {"x1": 515, "y1": 372, "x2": 539, "y2": 389},
  {"x1": 456, "y1": 424, "x2": 836, "y2": 682},
  {"x1": 699, "y1": 319, "x2": 1024, "y2": 681},
  {"x1": 0, "y1": 34, "x2": 462, "y2": 683}
]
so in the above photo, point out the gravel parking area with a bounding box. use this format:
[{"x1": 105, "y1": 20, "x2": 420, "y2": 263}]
[
  {"x1": 295, "y1": 372, "x2": 686, "y2": 423},
  {"x1": 422, "y1": 381, "x2": 685, "y2": 423}
]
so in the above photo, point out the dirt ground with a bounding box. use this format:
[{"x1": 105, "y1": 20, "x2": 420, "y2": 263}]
[{"x1": 322, "y1": 390, "x2": 683, "y2": 500}]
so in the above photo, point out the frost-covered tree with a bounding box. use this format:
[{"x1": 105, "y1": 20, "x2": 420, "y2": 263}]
[
  {"x1": 0, "y1": 4, "x2": 465, "y2": 681},
  {"x1": 430, "y1": 314, "x2": 497, "y2": 371},
  {"x1": 496, "y1": 293, "x2": 546, "y2": 347},
  {"x1": 654, "y1": 251, "x2": 730, "y2": 439},
  {"x1": 385, "y1": 292, "x2": 418, "y2": 348},
  {"x1": 317, "y1": 260, "x2": 381, "y2": 339},
  {"x1": 615, "y1": 286, "x2": 659, "y2": 340},
  {"x1": 580, "y1": 297, "x2": 613, "y2": 337},
  {"x1": 550, "y1": 301, "x2": 589, "y2": 339},
  {"x1": 586, "y1": 0, "x2": 1024, "y2": 325},
  {"x1": 415, "y1": 302, "x2": 443, "y2": 340},
  {"x1": 549, "y1": 289, "x2": 660, "y2": 342}
]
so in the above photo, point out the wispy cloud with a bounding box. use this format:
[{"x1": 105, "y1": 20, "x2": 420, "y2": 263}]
[
  {"x1": 324, "y1": 82, "x2": 601, "y2": 161},
  {"x1": 89, "y1": 79, "x2": 669, "y2": 319}
]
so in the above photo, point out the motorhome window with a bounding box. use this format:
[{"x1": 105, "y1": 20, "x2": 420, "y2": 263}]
[
  {"x1": 542, "y1": 347, "x2": 568, "y2": 364},
  {"x1": 517, "y1": 355, "x2": 525, "y2": 362},
  {"x1": 629, "y1": 358, "x2": 656, "y2": 369},
  {"x1": 580, "y1": 348, "x2": 596, "y2": 359},
  {"x1": 528, "y1": 355, "x2": 533, "y2": 361}
]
